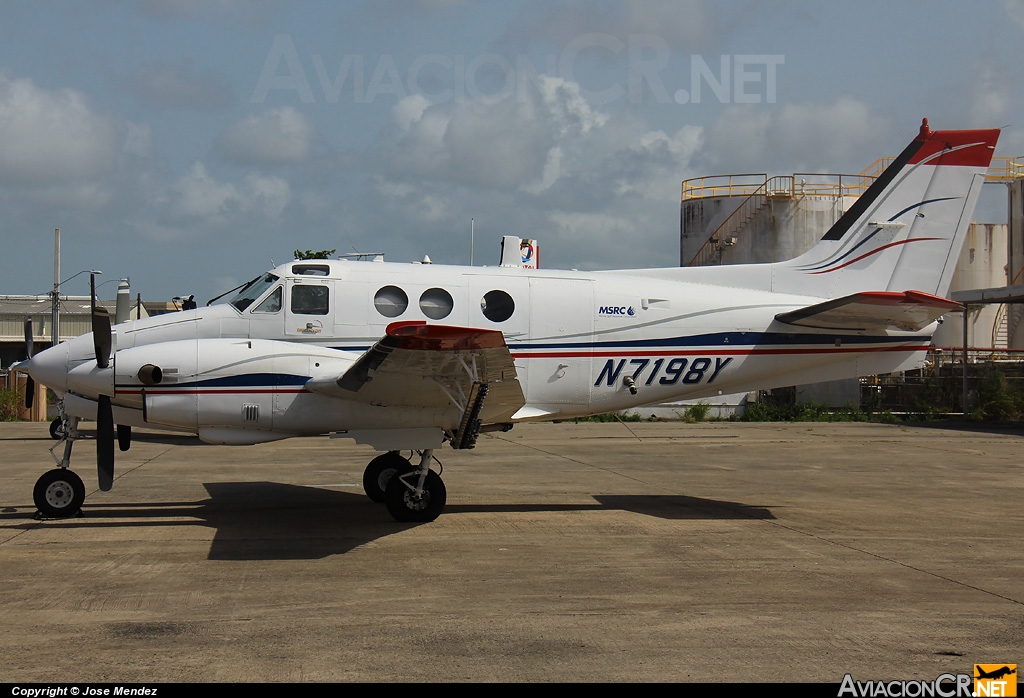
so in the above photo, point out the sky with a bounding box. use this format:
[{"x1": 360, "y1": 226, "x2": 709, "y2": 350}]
[{"x1": 1, "y1": 0, "x2": 1023, "y2": 304}]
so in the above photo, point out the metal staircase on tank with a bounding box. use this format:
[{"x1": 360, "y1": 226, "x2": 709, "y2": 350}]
[
  {"x1": 991, "y1": 266, "x2": 1024, "y2": 354},
  {"x1": 984, "y1": 159, "x2": 1024, "y2": 354}
]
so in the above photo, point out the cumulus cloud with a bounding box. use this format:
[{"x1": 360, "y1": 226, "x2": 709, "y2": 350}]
[
  {"x1": 1000, "y1": 0, "x2": 1024, "y2": 32},
  {"x1": 216, "y1": 107, "x2": 316, "y2": 166},
  {"x1": 386, "y1": 74, "x2": 608, "y2": 190},
  {"x1": 703, "y1": 96, "x2": 889, "y2": 173},
  {"x1": 961, "y1": 61, "x2": 1015, "y2": 127},
  {"x1": 605, "y1": 124, "x2": 703, "y2": 200},
  {"x1": 123, "y1": 122, "x2": 153, "y2": 157},
  {"x1": 169, "y1": 162, "x2": 291, "y2": 225},
  {"x1": 373, "y1": 177, "x2": 450, "y2": 222},
  {"x1": 368, "y1": 68, "x2": 707, "y2": 271},
  {"x1": 0, "y1": 74, "x2": 120, "y2": 185},
  {"x1": 128, "y1": 62, "x2": 234, "y2": 109}
]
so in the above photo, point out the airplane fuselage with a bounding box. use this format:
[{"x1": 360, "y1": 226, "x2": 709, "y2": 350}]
[{"x1": 36, "y1": 259, "x2": 932, "y2": 445}]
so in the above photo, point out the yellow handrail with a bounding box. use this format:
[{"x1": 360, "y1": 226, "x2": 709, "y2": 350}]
[
  {"x1": 682, "y1": 174, "x2": 766, "y2": 201},
  {"x1": 986, "y1": 156, "x2": 1024, "y2": 182},
  {"x1": 682, "y1": 156, "x2": 1024, "y2": 202}
]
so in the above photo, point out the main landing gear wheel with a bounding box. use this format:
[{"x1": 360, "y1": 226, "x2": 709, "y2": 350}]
[
  {"x1": 49, "y1": 418, "x2": 66, "y2": 441},
  {"x1": 33, "y1": 469, "x2": 85, "y2": 519},
  {"x1": 384, "y1": 469, "x2": 447, "y2": 523},
  {"x1": 363, "y1": 451, "x2": 412, "y2": 503}
]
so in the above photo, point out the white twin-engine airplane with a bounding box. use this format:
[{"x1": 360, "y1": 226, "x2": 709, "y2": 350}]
[{"x1": 13, "y1": 119, "x2": 999, "y2": 522}]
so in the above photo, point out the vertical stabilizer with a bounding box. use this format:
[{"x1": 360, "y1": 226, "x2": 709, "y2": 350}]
[{"x1": 773, "y1": 120, "x2": 999, "y2": 299}]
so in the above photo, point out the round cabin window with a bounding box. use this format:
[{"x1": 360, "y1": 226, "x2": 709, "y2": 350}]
[
  {"x1": 481, "y1": 290, "x2": 515, "y2": 322},
  {"x1": 419, "y1": 288, "x2": 454, "y2": 320},
  {"x1": 374, "y1": 285, "x2": 408, "y2": 318}
]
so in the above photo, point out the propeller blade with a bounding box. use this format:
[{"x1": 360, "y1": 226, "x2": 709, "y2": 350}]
[
  {"x1": 23, "y1": 317, "x2": 36, "y2": 410},
  {"x1": 91, "y1": 274, "x2": 112, "y2": 369},
  {"x1": 97, "y1": 395, "x2": 114, "y2": 491},
  {"x1": 24, "y1": 317, "x2": 34, "y2": 358}
]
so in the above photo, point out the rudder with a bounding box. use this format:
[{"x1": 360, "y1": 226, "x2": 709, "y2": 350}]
[{"x1": 775, "y1": 120, "x2": 999, "y2": 299}]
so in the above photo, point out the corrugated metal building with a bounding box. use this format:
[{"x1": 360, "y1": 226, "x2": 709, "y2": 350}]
[{"x1": 0, "y1": 296, "x2": 149, "y2": 369}]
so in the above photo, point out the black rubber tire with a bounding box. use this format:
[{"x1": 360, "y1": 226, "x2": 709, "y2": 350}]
[
  {"x1": 384, "y1": 469, "x2": 447, "y2": 523},
  {"x1": 33, "y1": 469, "x2": 85, "y2": 519},
  {"x1": 362, "y1": 452, "x2": 412, "y2": 503},
  {"x1": 49, "y1": 418, "x2": 65, "y2": 441}
]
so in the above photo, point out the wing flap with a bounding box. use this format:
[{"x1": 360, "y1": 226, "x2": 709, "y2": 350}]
[
  {"x1": 306, "y1": 322, "x2": 525, "y2": 418},
  {"x1": 775, "y1": 290, "x2": 960, "y2": 332}
]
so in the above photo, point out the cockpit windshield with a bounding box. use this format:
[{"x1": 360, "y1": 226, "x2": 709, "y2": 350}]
[{"x1": 228, "y1": 273, "x2": 279, "y2": 311}]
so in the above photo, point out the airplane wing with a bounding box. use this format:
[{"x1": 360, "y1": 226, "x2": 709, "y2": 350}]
[
  {"x1": 306, "y1": 322, "x2": 525, "y2": 447},
  {"x1": 775, "y1": 290, "x2": 961, "y2": 332}
]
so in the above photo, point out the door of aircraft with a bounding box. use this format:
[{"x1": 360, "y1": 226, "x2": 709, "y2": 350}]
[
  {"x1": 285, "y1": 278, "x2": 335, "y2": 338},
  {"x1": 527, "y1": 277, "x2": 594, "y2": 407}
]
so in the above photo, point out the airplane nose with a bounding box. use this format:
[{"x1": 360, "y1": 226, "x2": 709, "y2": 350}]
[{"x1": 26, "y1": 341, "x2": 71, "y2": 393}]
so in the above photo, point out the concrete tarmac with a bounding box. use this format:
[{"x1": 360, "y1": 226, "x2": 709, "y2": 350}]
[{"x1": 0, "y1": 420, "x2": 1021, "y2": 683}]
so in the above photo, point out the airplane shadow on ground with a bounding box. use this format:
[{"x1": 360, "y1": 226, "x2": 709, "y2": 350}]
[{"x1": 0, "y1": 482, "x2": 774, "y2": 561}]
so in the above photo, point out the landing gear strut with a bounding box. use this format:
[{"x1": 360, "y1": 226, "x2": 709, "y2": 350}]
[
  {"x1": 34, "y1": 415, "x2": 85, "y2": 518},
  {"x1": 381, "y1": 449, "x2": 446, "y2": 523}
]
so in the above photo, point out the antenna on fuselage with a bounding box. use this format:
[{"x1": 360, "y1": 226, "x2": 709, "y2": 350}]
[{"x1": 340, "y1": 250, "x2": 385, "y2": 262}]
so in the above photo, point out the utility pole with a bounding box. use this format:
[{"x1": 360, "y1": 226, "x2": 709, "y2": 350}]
[{"x1": 51, "y1": 228, "x2": 60, "y2": 347}]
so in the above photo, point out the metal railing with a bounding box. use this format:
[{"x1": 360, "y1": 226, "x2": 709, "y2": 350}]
[
  {"x1": 685, "y1": 173, "x2": 871, "y2": 267},
  {"x1": 682, "y1": 157, "x2": 1024, "y2": 202},
  {"x1": 682, "y1": 173, "x2": 766, "y2": 201},
  {"x1": 985, "y1": 156, "x2": 1024, "y2": 182},
  {"x1": 682, "y1": 154, "x2": 1024, "y2": 268}
]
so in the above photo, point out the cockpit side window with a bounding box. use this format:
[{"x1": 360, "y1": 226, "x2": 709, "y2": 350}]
[
  {"x1": 291, "y1": 285, "x2": 329, "y2": 315},
  {"x1": 229, "y1": 273, "x2": 279, "y2": 312},
  {"x1": 251, "y1": 286, "x2": 282, "y2": 313}
]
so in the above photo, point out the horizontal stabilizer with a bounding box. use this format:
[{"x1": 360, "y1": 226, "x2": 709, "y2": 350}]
[{"x1": 775, "y1": 291, "x2": 960, "y2": 332}]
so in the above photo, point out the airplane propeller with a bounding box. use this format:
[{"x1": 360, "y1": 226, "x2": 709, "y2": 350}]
[
  {"x1": 97, "y1": 395, "x2": 115, "y2": 490},
  {"x1": 23, "y1": 317, "x2": 35, "y2": 410},
  {"x1": 91, "y1": 273, "x2": 116, "y2": 491}
]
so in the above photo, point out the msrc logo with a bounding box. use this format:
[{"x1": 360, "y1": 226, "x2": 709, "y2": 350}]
[
  {"x1": 598, "y1": 306, "x2": 636, "y2": 317},
  {"x1": 975, "y1": 665, "x2": 1017, "y2": 697}
]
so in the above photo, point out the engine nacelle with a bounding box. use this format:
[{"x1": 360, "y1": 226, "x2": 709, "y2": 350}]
[{"x1": 112, "y1": 339, "x2": 353, "y2": 433}]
